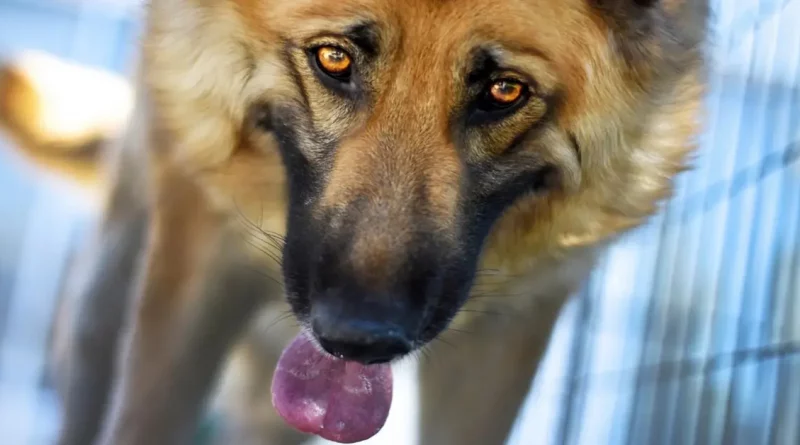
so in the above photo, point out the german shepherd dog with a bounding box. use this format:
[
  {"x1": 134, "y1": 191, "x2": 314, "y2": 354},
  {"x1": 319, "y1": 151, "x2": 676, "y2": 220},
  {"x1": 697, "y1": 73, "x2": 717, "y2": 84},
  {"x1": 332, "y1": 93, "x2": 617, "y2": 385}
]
[{"x1": 0, "y1": 0, "x2": 709, "y2": 443}]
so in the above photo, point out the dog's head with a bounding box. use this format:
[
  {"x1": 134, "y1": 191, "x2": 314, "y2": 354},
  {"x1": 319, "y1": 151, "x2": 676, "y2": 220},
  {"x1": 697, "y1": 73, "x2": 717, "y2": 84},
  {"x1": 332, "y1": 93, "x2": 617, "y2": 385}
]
[{"x1": 145, "y1": 0, "x2": 709, "y2": 363}]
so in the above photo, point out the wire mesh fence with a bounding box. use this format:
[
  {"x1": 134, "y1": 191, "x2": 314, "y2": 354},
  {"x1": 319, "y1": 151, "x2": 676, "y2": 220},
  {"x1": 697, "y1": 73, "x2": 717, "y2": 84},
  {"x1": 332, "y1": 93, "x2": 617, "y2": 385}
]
[{"x1": 0, "y1": 0, "x2": 798, "y2": 444}]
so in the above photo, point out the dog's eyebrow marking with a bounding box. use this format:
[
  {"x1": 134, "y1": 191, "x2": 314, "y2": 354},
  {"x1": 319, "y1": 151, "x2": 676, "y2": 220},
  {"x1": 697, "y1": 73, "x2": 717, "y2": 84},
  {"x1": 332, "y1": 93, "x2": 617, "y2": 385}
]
[
  {"x1": 466, "y1": 41, "x2": 555, "y2": 89},
  {"x1": 466, "y1": 48, "x2": 499, "y2": 85},
  {"x1": 345, "y1": 22, "x2": 380, "y2": 57},
  {"x1": 466, "y1": 43, "x2": 548, "y2": 82}
]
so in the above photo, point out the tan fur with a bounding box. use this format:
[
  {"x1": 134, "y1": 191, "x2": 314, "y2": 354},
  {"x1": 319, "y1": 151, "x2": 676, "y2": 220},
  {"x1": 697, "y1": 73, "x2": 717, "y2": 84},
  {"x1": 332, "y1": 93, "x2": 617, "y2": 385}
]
[
  {"x1": 0, "y1": 0, "x2": 708, "y2": 444},
  {"x1": 0, "y1": 51, "x2": 131, "y2": 189}
]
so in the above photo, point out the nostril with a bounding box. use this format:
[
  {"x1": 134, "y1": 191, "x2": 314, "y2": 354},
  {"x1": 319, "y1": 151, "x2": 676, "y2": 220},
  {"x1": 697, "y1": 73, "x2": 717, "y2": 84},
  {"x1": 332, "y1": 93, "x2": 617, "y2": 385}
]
[
  {"x1": 312, "y1": 316, "x2": 413, "y2": 365},
  {"x1": 317, "y1": 333, "x2": 411, "y2": 365}
]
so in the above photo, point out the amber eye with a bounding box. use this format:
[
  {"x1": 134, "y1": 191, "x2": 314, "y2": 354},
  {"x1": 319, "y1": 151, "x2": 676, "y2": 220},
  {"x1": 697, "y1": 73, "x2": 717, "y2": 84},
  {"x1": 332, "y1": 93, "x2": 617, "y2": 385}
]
[
  {"x1": 488, "y1": 79, "x2": 525, "y2": 106},
  {"x1": 315, "y1": 46, "x2": 352, "y2": 78},
  {"x1": 468, "y1": 77, "x2": 530, "y2": 125}
]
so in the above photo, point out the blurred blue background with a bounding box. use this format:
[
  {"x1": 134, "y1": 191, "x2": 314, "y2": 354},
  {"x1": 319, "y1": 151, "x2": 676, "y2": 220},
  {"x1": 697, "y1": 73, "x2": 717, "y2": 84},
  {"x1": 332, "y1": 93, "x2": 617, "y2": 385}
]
[{"x1": 0, "y1": 0, "x2": 798, "y2": 444}]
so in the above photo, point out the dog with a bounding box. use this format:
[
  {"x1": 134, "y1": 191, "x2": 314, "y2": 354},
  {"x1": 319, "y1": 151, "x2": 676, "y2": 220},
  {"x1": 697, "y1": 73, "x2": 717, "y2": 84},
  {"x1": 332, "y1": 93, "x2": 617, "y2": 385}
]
[{"x1": 0, "y1": 0, "x2": 710, "y2": 443}]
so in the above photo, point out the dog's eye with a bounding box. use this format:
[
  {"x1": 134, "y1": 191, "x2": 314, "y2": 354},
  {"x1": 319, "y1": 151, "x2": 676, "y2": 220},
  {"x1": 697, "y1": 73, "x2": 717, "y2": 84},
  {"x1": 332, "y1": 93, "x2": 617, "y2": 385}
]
[
  {"x1": 486, "y1": 79, "x2": 525, "y2": 108},
  {"x1": 467, "y1": 78, "x2": 529, "y2": 126},
  {"x1": 315, "y1": 46, "x2": 353, "y2": 80}
]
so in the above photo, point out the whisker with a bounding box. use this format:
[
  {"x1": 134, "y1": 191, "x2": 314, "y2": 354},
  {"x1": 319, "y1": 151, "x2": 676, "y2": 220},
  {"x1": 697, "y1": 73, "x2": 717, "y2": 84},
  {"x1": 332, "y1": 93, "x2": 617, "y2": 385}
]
[
  {"x1": 232, "y1": 197, "x2": 287, "y2": 251},
  {"x1": 443, "y1": 327, "x2": 474, "y2": 337},
  {"x1": 468, "y1": 292, "x2": 526, "y2": 301},
  {"x1": 239, "y1": 233, "x2": 284, "y2": 267},
  {"x1": 473, "y1": 269, "x2": 524, "y2": 279},
  {"x1": 239, "y1": 218, "x2": 285, "y2": 251},
  {"x1": 456, "y1": 308, "x2": 506, "y2": 318},
  {"x1": 261, "y1": 311, "x2": 296, "y2": 334},
  {"x1": 419, "y1": 346, "x2": 434, "y2": 367},
  {"x1": 236, "y1": 260, "x2": 283, "y2": 287}
]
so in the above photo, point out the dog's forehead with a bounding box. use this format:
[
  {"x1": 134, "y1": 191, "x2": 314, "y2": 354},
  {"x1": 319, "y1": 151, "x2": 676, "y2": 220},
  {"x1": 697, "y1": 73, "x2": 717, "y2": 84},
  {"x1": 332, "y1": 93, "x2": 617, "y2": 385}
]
[{"x1": 261, "y1": 0, "x2": 598, "y2": 51}]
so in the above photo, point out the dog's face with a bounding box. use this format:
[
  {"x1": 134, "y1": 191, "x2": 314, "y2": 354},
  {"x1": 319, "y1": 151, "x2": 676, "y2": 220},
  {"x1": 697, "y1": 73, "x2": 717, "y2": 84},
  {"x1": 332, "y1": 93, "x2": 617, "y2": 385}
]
[{"x1": 145, "y1": 0, "x2": 708, "y2": 364}]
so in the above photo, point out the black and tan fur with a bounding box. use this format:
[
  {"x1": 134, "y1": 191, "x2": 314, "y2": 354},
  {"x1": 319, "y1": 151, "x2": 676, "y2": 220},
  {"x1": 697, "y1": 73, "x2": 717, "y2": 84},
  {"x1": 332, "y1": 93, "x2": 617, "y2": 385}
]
[{"x1": 0, "y1": 0, "x2": 710, "y2": 444}]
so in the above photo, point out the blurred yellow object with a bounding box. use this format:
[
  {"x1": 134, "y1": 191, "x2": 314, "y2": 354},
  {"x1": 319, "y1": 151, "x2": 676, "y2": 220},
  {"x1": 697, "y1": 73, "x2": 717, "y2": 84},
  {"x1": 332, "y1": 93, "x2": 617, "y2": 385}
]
[{"x1": 0, "y1": 50, "x2": 132, "y2": 188}]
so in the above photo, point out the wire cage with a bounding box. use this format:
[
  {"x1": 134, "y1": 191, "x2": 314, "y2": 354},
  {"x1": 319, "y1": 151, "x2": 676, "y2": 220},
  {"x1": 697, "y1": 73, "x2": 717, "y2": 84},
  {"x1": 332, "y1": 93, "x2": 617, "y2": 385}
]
[{"x1": 0, "y1": 0, "x2": 798, "y2": 444}]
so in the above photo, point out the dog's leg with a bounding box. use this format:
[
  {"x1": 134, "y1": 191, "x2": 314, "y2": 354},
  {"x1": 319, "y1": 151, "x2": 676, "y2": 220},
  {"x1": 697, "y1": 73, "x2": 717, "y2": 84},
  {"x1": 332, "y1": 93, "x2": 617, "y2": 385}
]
[
  {"x1": 94, "y1": 171, "x2": 275, "y2": 445},
  {"x1": 418, "y1": 296, "x2": 567, "y2": 445},
  {"x1": 55, "y1": 186, "x2": 148, "y2": 445}
]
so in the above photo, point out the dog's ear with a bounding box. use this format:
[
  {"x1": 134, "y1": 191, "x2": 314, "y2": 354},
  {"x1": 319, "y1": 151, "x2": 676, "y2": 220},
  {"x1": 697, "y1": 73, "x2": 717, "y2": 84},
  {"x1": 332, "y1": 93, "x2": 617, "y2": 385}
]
[
  {"x1": 590, "y1": 0, "x2": 662, "y2": 32},
  {"x1": 600, "y1": 0, "x2": 659, "y2": 8},
  {"x1": 593, "y1": 0, "x2": 659, "y2": 9},
  {"x1": 592, "y1": 0, "x2": 708, "y2": 32},
  {"x1": 592, "y1": 0, "x2": 709, "y2": 69}
]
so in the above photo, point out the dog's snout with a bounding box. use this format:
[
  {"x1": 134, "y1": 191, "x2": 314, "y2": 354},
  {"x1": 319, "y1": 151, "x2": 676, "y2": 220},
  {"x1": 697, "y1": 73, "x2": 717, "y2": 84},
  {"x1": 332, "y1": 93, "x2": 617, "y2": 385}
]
[
  {"x1": 310, "y1": 298, "x2": 414, "y2": 365},
  {"x1": 284, "y1": 193, "x2": 460, "y2": 364}
]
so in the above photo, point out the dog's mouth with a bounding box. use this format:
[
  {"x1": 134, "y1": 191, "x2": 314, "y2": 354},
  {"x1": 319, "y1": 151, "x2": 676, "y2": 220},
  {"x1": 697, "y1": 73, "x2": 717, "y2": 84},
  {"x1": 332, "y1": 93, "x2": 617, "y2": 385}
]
[
  {"x1": 270, "y1": 205, "x2": 476, "y2": 442},
  {"x1": 271, "y1": 331, "x2": 394, "y2": 444}
]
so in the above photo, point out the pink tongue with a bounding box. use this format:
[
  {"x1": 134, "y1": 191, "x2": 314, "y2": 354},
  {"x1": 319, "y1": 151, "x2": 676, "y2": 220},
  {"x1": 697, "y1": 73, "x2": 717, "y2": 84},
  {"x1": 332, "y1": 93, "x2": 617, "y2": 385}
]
[{"x1": 271, "y1": 332, "x2": 393, "y2": 443}]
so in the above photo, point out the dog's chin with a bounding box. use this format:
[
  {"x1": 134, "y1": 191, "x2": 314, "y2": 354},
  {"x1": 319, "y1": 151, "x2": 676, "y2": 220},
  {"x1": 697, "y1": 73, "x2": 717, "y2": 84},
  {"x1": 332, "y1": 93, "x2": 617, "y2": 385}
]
[{"x1": 270, "y1": 279, "x2": 466, "y2": 442}]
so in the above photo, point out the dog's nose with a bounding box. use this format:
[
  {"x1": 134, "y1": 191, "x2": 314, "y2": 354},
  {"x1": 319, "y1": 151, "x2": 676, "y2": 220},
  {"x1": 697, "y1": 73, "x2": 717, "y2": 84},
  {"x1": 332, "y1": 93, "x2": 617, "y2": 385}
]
[{"x1": 310, "y1": 299, "x2": 413, "y2": 365}]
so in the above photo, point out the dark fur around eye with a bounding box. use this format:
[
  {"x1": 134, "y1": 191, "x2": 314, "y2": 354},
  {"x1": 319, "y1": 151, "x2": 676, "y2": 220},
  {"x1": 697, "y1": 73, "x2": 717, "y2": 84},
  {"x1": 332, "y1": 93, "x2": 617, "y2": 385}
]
[
  {"x1": 306, "y1": 46, "x2": 358, "y2": 96},
  {"x1": 466, "y1": 81, "x2": 530, "y2": 126}
]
